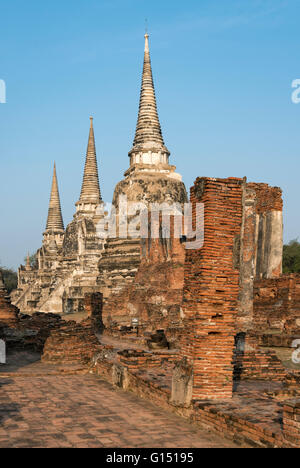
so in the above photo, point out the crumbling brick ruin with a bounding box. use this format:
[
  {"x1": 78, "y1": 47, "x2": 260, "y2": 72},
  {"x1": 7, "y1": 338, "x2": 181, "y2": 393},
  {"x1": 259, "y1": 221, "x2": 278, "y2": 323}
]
[
  {"x1": 101, "y1": 215, "x2": 186, "y2": 346},
  {"x1": 254, "y1": 275, "x2": 300, "y2": 337},
  {"x1": 2, "y1": 33, "x2": 300, "y2": 448},
  {"x1": 0, "y1": 271, "x2": 19, "y2": 328},
  {"x1": 179, "y1": 177, "x2": 244, "y2": 400}
]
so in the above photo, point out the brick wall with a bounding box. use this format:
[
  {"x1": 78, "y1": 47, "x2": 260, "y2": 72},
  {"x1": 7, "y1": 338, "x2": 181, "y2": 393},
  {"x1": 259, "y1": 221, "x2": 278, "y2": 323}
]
[
  {"x1": 246, "y1": 183, "x2": 283, "y2": 214},
  {"x1": 233, "y1": 347, "x2": 286, "y2": 381},
  {"x1": 102, "y1": 216, "x2": 186, "y2": 344},
  {"x1": 283, "y1": 399, "x2": 300, "y2": 447},
  {"x1": 180, "y1": 177, "x2": 244, "y2": 400},
  {"x1": 117, "y1": 349, "x2": 177, "y2": 370},
  {"x1": 42, "y1": 321, "x2": 101, "y2": 364},
  {"x1": 84, "y1": 293, "x2": 103, "y2": 317},
  {"x1": 254, "y1": 274, "x2": 300, "y2": 334},
  {"x1": 83, "y1": 292, "x2": 104, "y2": 331}
]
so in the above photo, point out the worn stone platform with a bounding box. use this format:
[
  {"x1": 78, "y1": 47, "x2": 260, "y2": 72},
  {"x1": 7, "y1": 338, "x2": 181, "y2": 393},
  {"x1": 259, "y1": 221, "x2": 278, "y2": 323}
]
[
  {"x1": 89, "y1": 336, "x2": 299, "y2": 447},
  {"x1": 0, "y1": 352, "x2": 237, "y2": 448}
]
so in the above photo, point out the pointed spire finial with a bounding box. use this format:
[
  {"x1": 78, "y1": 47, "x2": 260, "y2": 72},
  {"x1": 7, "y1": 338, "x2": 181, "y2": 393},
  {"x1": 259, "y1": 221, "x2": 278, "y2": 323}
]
[
  {"x1": 45, "y1": 163, "x2": 64, "y2": 233},
  {"x1": 77, "y1": 117, "x2": 102, "y2": 206},
  {"x1": 144, "y1": 18, "x2": 149, "y2": 52},
  {"x1": 25, "y1": 252, "x2": 31, "y2": 271},
  {"x1": 144, "y1": 32, "x2": 149, "y2": 53},
  {"x1": 129, "y1": 33, "x2": 169, "y2": 160}
]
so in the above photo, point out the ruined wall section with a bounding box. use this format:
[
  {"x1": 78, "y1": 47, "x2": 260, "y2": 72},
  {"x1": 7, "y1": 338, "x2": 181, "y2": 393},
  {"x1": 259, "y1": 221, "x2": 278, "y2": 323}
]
[
  {"x1": 129, "y1": 216, "x2": 185, "y2": 341},
  {"x1": 237, "y1": 182, "x2": 283, "y2": 334},
  {"x1": 98, "y1": 168, "x2": 188, "y2": 304},
  {"x1": 247, "y1": 183, "x2": 283, "y2": 280},
  {"x1": 237, "y1": 183, "x2": 257, "y2": 333},
  {"x1": 254, "y1": 274, "x2": 300, "y2": 338},
  {"x1": 0, "y1": 290, "x2": 19, "y2": 327},
  {"x1": 179, "y1": 177, "x2": 244, "y2": 400},
  {"x1": 234, "y1": 183, "x2": 286, "y2": 380},
  {"x1": 102, "y1": 216, "x2": 186, "y2": 344}
]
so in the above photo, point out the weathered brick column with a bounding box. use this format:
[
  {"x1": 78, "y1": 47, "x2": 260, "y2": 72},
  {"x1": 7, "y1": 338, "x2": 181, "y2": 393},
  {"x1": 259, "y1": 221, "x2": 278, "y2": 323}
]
[
  {"x1": 283, "y1": 399, "x2": 300, "y2": 447},
  {"x1": 0, "y1": 272, "x2": 19, "y2": 327},
  {"x1": 84, "y1": 292, "x2": 103, "y2": 330},
  {"x1": 179, "y1": 177, "x2": 243, "y2": 400},
  {"x1": 84, "y1": 293, "x2": 103, "y2": 317}
]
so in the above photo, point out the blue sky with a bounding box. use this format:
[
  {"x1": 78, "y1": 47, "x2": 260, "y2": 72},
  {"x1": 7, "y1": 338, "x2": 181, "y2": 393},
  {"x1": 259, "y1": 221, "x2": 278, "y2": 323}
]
[{"x1": 0, "y1": 0, "x2": 300, "y2": 269}]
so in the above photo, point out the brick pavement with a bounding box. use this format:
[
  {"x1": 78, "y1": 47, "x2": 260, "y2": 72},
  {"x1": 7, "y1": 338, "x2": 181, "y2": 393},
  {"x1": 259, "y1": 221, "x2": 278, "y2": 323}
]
[{"x1": 0, "y1": 359, "x2": 238, "y2": 448}]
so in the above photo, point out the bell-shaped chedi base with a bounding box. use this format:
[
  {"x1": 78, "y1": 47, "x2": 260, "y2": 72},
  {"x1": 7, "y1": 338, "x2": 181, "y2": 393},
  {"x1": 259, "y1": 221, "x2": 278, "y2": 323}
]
[{"x1": 0, "y1": 272, "x2": 19, "y2": 327}]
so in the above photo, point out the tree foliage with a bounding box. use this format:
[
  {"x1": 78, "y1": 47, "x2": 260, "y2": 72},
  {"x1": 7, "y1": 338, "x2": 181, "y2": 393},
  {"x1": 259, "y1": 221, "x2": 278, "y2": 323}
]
[
  {"x1": 283, "y1": 239, "x2": 300, "y2": 274},
  {"x1": 23, "y1": 252, "x2": 37, "y2": 268},
  {"x1": 0, "y1": 267, "x2": 18, "y2": 293}
]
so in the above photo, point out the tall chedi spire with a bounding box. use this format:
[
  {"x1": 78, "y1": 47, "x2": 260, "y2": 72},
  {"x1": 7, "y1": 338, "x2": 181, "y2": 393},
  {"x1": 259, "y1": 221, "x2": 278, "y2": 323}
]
[
  {"x1": 76, "y1": 117, "x2": 102, "y2": 216},
  {"x1": 45, "y1": 163, "x2": 64, "y2": 232},
  {"x1": 43, "y1": 163, "x2": 64, "y2": 247},
  {"x1": 129, "y1": 33, "x2": 170, "y2": 167},
  {"x1": 112, "y1": 32, "x2": 186, "y2": 210},
  {"x1": 25, "y1": 253, "x2": 31, "y2": 271}
]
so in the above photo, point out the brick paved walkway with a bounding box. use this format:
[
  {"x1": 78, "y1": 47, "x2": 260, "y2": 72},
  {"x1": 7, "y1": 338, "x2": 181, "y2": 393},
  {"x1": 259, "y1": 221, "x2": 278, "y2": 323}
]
[
  {"x1": 0, "y1": 351, "x2": 239, "y2": 448},
  {"x1": 0, "y1": 371, "x2": 239, "y2": 448}
]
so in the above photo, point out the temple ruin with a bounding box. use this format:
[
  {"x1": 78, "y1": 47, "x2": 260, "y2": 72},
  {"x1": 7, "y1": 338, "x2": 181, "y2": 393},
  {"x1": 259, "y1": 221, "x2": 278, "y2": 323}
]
[{"x1": 1, "y1": 33, "x2": 300, "y2": 448}]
